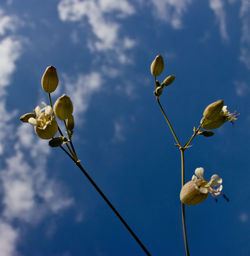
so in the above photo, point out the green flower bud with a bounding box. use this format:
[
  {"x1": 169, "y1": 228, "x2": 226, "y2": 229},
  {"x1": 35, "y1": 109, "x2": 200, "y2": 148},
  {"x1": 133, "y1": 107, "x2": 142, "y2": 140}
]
[
  {"x1": 66, "y1": 114, "x2": 74, "y2": 131},
  {"x1": 203, "y1": 100, "x2": 224, "y2": 120},
  {"x1": 180, "y1": 181, "x2": 208, "y2": 206},
  {"x1": 161, "y1": 75, "x2": 175, "y2": 87},
  {"x1": 20, "y1": 113, "x2": 36, "y2": 123},
  {"x1": 150, "y1": 55, "x2": 164, "y2": 77},
  {"x1": 54, "y1": 94, "x2": 73, "y2": 120},
  {"x1": 41, "y1": 66, "x2": 59, "y2": 93},
  {"x1": 35, "y1": 118, "x2": 58, "y2": 139},
  {"x1": 197, "y1": 130, "x2": 214, "y2": 137},
  {"x1": 49, "y1": 136, "x2": 67, "y2": 147}
]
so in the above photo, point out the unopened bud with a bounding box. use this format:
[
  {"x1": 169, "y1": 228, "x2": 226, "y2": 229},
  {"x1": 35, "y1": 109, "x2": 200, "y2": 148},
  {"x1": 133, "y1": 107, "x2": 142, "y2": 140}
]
[
  {"x1": 151, "y1": 55, "x2": 164, "y2": 77},
  {"x1": 20, "y1": 113, "x2": 36, "y2": 123},
  {"x1": 66, "y1": 114, "x2": 74, "y2": 131},
  {"x1": 161, "y1": 75, "x2": 175, "y2": 87},
  {"x1": 180, "y1": 181, "x2": 208, "y2": 205},
  {"x1": 41, "y1": 66, "x2": 59, "y2": 93},
  {"x1": 203, "y1": 100, "x2": 224, "y2": 120},
  {"x1": 54, "y1": 94, "x2": 73, "y2": 120},
  {"x1": 49, "y1": 136, "x2": 67, "y2": 147},
  {"x1": 35, "y1": 118, "x2": 58, "y2": 139},
  {"x1": 197, "y1": 130, "x2": 214, "y2": 137}
]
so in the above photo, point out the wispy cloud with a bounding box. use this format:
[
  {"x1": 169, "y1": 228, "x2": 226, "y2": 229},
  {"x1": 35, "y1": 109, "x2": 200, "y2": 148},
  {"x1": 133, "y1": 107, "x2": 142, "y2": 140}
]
[
  {"x1": 234, "y1": 80, "x2": 250, "y2": 97},
  {"x1": 149, "y1": 0, "x2": 193, "y2": 29},
  {"x1": 0, "y1": 220, "x2": 18, "y2": 256},
  {"x1": 239, "y1": 0, "x2": 250, "y2": 69},
  {"x1": 208, "y1": 0, "x2": 229, "y2": 41},
  {"x1": 63, "y1": 71, "x2": 102, "y2": 121},
  {"x1": 57, "y1": 0, "x2": 136, "y2": 61}
]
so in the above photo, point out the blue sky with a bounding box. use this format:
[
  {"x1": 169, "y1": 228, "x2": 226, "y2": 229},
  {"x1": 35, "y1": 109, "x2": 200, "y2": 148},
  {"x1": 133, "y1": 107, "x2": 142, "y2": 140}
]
[{"x1": 0, "y1": 0, "x2": 249, "y2": 255}]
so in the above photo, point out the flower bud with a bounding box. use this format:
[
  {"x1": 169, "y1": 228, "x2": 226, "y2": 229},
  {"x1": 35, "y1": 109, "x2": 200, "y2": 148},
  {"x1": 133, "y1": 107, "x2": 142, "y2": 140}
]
[
  {"x1": 180, "y1": 181, "x2": 208, "y2": 205},
  {"x1": 66, "y1": 114, "x2": 74, "y2": 131},
  {"x1": 20, "y1": 113, "x2": 36, "y2": 123},
  {"x1": 54, "y1": 94, "x2": 73, "y2": 120},
  {"x1": 41, "y1": 66, "x2": 59, "y2": 93},
  {"x1": 150, "y1": 55, "x2": 164, "y2": 77},
  {"x1": 161, "y1": 75, "x2": 175, "y2": 87},
  {"x1": 35, "y1": 118, "x2": 58, "y2": 139},
  {"x1": 197, "y1": 130, "x2": 214, "y2": 137},
  {"x1": 203, "y1": 100, "x2": 224, "y2": 120},
  {"x1": 49, "y1": 136, "x2": 67, "y2": 147}
]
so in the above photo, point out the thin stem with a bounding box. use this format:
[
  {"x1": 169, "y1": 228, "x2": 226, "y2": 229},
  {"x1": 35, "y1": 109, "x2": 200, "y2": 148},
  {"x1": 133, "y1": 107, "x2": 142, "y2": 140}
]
[
  {"x1": 59, "y1": 148, "x2": 151, "y2": 256},
  {"x1": 156, "y1": 98, "x2": 181, "y2": 146},
  {"x1": 180, "y1": 148, "x2": 190, "y2": 256},
  {"x1": 184, "y1": 123, "x2": 203, "y2": 149}
]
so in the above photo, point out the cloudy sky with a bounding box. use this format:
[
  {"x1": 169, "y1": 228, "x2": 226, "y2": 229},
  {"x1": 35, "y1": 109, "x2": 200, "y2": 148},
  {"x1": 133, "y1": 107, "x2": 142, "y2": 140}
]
[{"x1": 0, "y1": 0, "x2": 249, "y2": 255}]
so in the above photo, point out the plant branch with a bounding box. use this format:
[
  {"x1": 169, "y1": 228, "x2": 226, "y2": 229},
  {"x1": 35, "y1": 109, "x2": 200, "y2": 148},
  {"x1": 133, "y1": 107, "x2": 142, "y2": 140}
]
[
  {"x1": 156, "y1": 98, "x2": 181, "y2": 146},
  {"x1": 59, "y1": 147, "x2": 151, "y2": 256}
]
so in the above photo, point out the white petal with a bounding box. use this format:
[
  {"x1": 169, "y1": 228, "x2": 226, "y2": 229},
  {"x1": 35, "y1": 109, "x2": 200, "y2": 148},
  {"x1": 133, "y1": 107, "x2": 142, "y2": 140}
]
[
  {"x1": 192, "y1": 175, "x2": 197, "y2": 182},
  {"x1": 195, "y1": 167, "x2": 204, "y2": 179},
  {"x1": 28, "y1": 117, "x2": 37, "y2": 126},
  {"x1": 44, "y1": 106, "x2": 53, "y2": 115},
  {"x1": 209, "y1": 174, "x2": 222, "y2": 187},
  {"x1": 34, "y1": 106, "x2": 41, "y2": 116}
]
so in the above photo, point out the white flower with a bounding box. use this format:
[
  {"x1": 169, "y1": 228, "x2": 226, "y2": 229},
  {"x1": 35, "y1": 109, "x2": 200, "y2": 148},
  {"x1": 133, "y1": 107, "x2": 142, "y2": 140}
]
[
  {"x1": 180, "y1": 167, "x2": 228, "y2": 205},
  {"x1": 27, "y1": 102, "x2": 58, "y2": 139}
]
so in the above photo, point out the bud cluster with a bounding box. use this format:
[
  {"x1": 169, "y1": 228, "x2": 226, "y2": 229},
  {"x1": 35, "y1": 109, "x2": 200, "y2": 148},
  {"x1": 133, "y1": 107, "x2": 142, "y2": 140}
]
[
  {"x1": 150, "y1": 55, "x2": 175, "y2": 97},
  {"x1": 20, "y1": 66, "x2": 75, "y2": 143}
]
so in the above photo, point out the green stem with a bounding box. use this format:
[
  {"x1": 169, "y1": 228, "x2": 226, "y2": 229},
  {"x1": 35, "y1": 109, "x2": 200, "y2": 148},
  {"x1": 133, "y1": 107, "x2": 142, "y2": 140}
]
[
  {"x1": 156, "y1": 98, "x2": 181, "y2": 146},
  {"x1": 180, "y1": 148, "x2": 190, "y2": 256},
  {"x1": 184, "y1": 123, "x2": 203, "y2": 149}
]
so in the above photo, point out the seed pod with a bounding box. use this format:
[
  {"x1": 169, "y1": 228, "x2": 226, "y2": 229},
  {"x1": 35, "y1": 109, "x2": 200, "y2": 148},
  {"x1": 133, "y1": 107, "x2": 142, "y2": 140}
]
[
  {"x1": 20, "y1": 113, "x2": 36, "y2": 123},
  {"x1": 150, "y1": 55, "x2": 164, "y2": 77},
  {"x1": 41, "y1": 66, "x2": 59, "y2": 93},
  {"x1": 53, "y1": 94, "x2": 73, "y2": 120},
  {"x1": 35, "y1": 118, "x2": 58, "y2": 139},
  {"x1": 180, "y1": 181, "x2": 208, "y2": 205},
  {"x1": 161, "y1": 75, "x2": 175, "y2": 87}
]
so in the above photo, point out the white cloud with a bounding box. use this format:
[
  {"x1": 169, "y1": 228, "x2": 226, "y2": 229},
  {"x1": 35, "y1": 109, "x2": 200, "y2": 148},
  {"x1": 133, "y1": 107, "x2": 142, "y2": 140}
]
[
  {"x1": 63, "y1": 71, "x2": 102, "y2": 120},
  {"x1": 209, "y1": 0, "x2": 229, "y2": 40},
  {"x1": 234, "y1": 81, "x2": 250, "y2": 97},
  {"x1": 149, "y1": 0, "x2": 193, "y2": 29},
  {"x1": 239, "y1": 0, "x2": 250, "y2": 69},
  {"x1": 0, "y1": 37, "x2": 22, "y2": 93},
  {"x1": 0, "y1": 8, "x2": 17, "y2": 36},
  {"x1": 0, "y1": 220, "x2": 18, "y2": 256},
  {"x1": 58, "y1": 0, "x2": 136, "y2": 55},
  {"x1": 112, "y1": 120, "x2": 126, "y2": 142}
]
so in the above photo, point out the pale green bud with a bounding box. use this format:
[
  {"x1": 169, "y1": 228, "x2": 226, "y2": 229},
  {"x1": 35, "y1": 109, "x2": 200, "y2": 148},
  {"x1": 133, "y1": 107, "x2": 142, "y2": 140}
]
[
  {"x1": 180, "y1": 181, "x2": 208, "y2": 206},
  {"x1": 161, "y1": 75, "x2": 175, "y2": 87},
  {"x1": 41, "y1": 66, "x2": 59, "y2": 93},
  {"x1": 49, "y1": 136, "x2": 67, "y2": 147},
  {"x1": 150, "y1": 55, "x2": 164, "y2": 77},
  {"x1": 35, "y1": 118, "x2": 58, "y2": 139},
  {"x1": 203, "y1": 100, "x2": 224, "y2": 120},
  {"x1": 54, "y1": 94, "x2": 73, "y2": 120},
  {"x1": 20, "y1": 113, "x2": 36, "y2": 122}
]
